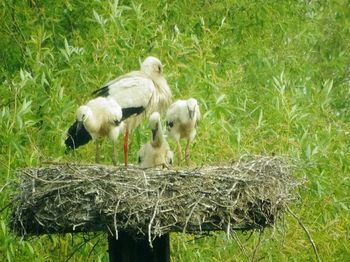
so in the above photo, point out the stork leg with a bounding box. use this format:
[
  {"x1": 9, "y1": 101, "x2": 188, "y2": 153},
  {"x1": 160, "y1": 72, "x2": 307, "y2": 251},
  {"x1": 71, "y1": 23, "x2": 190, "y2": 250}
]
[
  {"x1": 176, "y1": 140, "x2": 182, "y2": 165},
  {"x1": 124, "y1": 128, "x2": 129, "y2": 168},
  {"x1": 95, "y1": 140, "x2": 101, "y2": 163},
  {"x1": 185, "y1": 140, "x2": 191, "y2": 165}
]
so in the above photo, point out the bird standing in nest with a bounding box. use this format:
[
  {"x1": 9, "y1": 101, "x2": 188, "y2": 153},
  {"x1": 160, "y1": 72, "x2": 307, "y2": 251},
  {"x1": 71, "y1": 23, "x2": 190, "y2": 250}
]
[
  {"x1": 65, "y1": 97, "x2": 127, "y2": 164},
  {"x1": 138, "y1": 112, "x2": 173, "y2": 168},
  {"x1": 91, "y1": 56, "x2": 172, "y2": 167},
  {"x1": 166, "y1": 98, "x2": 200, "y2": 165}
]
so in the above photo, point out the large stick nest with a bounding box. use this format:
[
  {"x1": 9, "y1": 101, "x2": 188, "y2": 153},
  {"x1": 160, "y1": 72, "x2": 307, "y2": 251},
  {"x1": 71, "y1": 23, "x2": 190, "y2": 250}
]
[{"x1": 10, "y1": 156, "x2": 299, "y2": 242}]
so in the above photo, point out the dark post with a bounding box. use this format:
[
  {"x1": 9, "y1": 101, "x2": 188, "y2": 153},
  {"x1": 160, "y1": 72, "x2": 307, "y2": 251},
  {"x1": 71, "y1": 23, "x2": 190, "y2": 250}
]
[{"x1": 108, "y1": 232, "x2": 170, "y2": 262}]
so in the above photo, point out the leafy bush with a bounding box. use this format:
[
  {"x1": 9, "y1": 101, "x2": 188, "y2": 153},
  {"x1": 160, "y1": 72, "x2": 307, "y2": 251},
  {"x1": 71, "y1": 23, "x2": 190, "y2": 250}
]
[{"x1": 1, "y1": 0, "x2": 349, "y2": 261}]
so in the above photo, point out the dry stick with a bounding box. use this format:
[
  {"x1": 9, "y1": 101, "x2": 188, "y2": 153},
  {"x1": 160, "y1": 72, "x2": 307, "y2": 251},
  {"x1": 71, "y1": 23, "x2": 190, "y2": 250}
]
[
  {"x1": 148, "y1": 199, "x2": 160, "y2": 248},
  {"x1": 22, "y1": 170, "x2": 81, "y2": 184},
  {"x1": 183, "y1": 195, "x2": 204, "y2": 233},
  {"x1": 286, "y1": 206, "x2": 321, "y2": 262},
  {"x1": 147, "y1": 185, "x2": 168, "y2": 247},
  {"x1": 113, "y1": 200, "x2": 121, "y2": 240}
]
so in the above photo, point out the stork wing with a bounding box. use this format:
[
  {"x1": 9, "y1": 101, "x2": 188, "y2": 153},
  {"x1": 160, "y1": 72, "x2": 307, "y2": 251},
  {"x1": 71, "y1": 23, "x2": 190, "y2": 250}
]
[
  {"x1": 91, "y1": 72, "x2": 141, "y2": 97},
  {"x1": 92, "y1": 72, "x2": 155, "y2": 109},
  {"x1": 121, "y1": 106, "x2": 145, "y2": 121}
]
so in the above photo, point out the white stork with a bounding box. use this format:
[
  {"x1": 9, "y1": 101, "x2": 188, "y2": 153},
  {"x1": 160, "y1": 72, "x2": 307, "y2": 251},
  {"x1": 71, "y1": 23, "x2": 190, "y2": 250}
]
[
  {"x1": 137, "y1": 112, "x2": 173, "y2": 168},
  {"x1": 166, "y1": 98, "x2": 200, "y2": 164},
  {"x1": 65, "y1": 97, "x2": 124, "y2": 164},
  {"x1": 90, "y1": 56, "x2": 172, "y2": 167}
]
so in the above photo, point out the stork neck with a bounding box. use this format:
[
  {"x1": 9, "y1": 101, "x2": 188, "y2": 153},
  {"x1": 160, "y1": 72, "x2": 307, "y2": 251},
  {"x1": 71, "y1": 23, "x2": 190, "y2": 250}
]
[
  {"x1": 152, "y1": 77, "x2": 172, "y2": 114},
  {"x1": 84, "y1": 114, "x2": 99, "y2": 134},
  {"x1": 151, "y1": 123, "x2": 164, "y2": 147}
]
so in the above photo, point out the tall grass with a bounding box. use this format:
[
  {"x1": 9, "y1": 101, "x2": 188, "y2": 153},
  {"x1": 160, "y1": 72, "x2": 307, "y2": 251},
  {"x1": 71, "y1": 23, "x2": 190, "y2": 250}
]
[{"x1": 1, "y1": 0, "x2": 349, "y2": 261}]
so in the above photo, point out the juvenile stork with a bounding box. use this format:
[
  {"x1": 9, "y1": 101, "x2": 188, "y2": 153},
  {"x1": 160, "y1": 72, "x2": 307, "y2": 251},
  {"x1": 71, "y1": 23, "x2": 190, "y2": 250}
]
[
  {"x1": 65, "y1": 97, "x2": 125, "y2": 164},
  {"x1": 166, "y1": 98, "x2": 200, "y2": 164},
  {"x1": 91, "y1": 56, "x2": 172, "y2": 167},
  {"x1": 137, "y1": 112, "x2": 173, "y2": 168}
]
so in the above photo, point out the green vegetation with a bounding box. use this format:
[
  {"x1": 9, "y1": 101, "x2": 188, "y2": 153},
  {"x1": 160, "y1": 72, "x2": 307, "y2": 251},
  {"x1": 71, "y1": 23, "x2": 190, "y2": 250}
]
[{"x1": 1, "y1": 0, "x2": 349, "y2": 261}]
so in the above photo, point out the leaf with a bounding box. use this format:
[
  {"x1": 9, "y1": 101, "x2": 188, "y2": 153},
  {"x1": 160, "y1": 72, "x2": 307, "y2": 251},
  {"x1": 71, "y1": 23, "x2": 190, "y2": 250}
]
[
  {"x1": 256, "y1": 109, "x2": 264, "y2": 129},
  {"x1": 215, "y1": 94, "x2": 226, "y2": 105},
  {"x1": 26, "y1": 242, "x2": 34, "y2": 254},
  {"x1": 1, "y1": 220, "x2": 6, "y2": 233}
]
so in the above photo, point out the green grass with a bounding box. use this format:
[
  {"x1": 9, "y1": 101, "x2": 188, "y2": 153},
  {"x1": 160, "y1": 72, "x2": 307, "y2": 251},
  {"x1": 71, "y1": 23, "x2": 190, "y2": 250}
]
[{"x1": 1, "y1": 0, "x2": 350, "y2": 261}]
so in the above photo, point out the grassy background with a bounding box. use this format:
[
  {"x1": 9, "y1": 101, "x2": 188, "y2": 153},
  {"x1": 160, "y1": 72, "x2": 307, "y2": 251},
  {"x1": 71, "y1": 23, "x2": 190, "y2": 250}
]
[{"x1": 1, "y1": 0, "x2": 349, "y2": 261}]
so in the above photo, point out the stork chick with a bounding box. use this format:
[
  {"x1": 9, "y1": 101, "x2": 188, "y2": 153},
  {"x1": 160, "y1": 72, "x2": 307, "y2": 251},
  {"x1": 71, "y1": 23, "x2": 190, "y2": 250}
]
[
  {"x1": 91, "y1": 56, "x2": 172, "y2": 167},
  {"x1": 137, "y1": 112, "x2": 173, "y2": 168},
  {"x1": 65, "y1": 97, "x2": 124, "y2": 164},
  {"x1": 166, "y1": 98, "x2": 200, "y2": 164}
]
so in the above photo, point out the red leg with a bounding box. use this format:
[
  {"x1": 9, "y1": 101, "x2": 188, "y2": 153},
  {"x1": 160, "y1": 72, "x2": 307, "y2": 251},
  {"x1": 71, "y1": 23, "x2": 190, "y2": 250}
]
[{"x1": 124, "y1": 128, "x2": 129, "y2": 168}]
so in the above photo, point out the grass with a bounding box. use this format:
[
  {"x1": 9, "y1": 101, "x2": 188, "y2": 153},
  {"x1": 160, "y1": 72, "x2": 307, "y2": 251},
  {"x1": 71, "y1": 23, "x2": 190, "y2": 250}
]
[{"x1": 1, "y1": 0, "x2": 350, "y2": 261}]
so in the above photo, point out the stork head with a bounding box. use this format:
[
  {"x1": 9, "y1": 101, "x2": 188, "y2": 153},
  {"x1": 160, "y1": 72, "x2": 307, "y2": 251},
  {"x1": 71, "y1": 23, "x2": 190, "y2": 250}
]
[
  {"x1": 186, "y1": 98, "x2": 198, "y2": 120},
  {"x1": 149, "y1": 112, "x2": 161, "y2": 141},
  {"x1": 141, "y1": 56, "x2": 163, "y2": 77},
  {"x1": 76, "y1": 106, "x2": 92, "y2": 135}
]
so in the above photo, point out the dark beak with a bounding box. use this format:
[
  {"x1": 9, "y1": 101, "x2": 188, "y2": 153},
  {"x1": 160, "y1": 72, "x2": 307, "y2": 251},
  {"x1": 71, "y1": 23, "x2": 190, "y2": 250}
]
[
  {"x1": 188, "y1": 109, "x2": 194, "y2": 120},
  {"x1": 76, "y1": 121, "x2": 83, "y2": 135},
  {"x1": 152, "y1": 127, "x2": 158, "y2": 141}
]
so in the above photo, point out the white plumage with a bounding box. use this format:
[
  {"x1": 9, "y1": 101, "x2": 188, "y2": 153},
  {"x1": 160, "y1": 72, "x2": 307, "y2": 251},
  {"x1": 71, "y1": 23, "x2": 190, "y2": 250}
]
[
  {"x1": 166, "y1": 98, "x2": 200, "y2": 164},
  {"x1": 74, "y1": 97, "x2": 124, "y2": 164},
  {"x1": 92, "y1": 56, "x2": 172, "y2": 167},
  {"x1": 138, "y1": 112, "x2": 173, "y2": 168}
]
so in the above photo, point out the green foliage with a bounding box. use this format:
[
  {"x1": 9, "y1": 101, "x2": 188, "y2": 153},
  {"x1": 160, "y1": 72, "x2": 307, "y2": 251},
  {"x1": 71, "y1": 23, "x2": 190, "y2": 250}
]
[{"x1": 1, "y1": 0, "x2": 350, "y2": 260}]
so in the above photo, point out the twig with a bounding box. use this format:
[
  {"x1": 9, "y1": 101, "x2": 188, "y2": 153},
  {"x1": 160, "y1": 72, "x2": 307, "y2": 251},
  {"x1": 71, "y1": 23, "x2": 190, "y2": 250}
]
[
  {"x1": 88, "y1": 237, "x2": 101, "y2": 258},
  {"x1": 65, "y1": 233, "x2": 101, "y2": 262},
  {"x1": 113, "y1": 200, "x2": 121, "y2": 240},
  {"x1": 183, "y1": 195, "x2": 204, "y2": 233},
  {"x1": 0, "y1": 201, "x2": 15, "y2": 213},
  {"x1": 65, "y1": 239, "x2": 88, "y2": 262},
  {"x1": 286, "y1": 206, "x2": 321, "y2": 262},
  {"x1": 185, "y1": 232, "x2": 213, "y2": 242},
  {"x1": 148, "y1": 199, "x2": 160, "y2": 248}
]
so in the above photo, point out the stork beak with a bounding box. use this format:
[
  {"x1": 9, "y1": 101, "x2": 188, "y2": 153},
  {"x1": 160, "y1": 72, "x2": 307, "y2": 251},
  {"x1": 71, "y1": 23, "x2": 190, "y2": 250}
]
[
  {"x1": 76, "y1": 121, "x2": 83, "y2": 135},
  {"x1": 152, "y1": 127, "x2": 158, "y2": 141},
  {"x1": 188, "y1": 109, "x2": 194, "y2": 120}
]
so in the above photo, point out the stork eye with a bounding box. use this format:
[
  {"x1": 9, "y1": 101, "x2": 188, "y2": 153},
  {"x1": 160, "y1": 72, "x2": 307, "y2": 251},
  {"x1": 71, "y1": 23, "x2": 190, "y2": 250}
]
[{"x1": 158, "y1": 65, "x2": 162, "y2": 73}]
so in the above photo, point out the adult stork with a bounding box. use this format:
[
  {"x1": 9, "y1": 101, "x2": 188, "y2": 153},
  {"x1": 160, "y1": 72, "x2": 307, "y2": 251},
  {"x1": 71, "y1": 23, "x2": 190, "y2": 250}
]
[
  {"x1": 91, "y1": 56, "x2": 172, "y2": 167},
  {"x1": 137, "y1": 112, "x2": 173, "y2": 168},
  {"x1": 166, "y1": 98, "x2": 200, "y2": 164},
  {"x1": 65, "y1": 97, "x2": 127, "y2": 164}
]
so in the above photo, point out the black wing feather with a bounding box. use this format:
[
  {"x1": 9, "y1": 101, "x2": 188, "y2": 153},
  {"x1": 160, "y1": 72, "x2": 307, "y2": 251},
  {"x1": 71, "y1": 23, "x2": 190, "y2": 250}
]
[
  {"x1": 121, "y1": 106, "x2": 145, "y2": 121},
  {"x1": 65, "y1": 121, "x2": 92, "y2": 152},
  {"x1": 91, "y1": 85, "x2": 110, "y2": 97}
]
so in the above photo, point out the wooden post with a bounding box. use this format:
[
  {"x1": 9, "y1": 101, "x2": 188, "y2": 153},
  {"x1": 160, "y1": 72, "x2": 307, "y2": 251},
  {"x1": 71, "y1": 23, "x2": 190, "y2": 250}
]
[{"x1": 108, "y1": 232, "x2": 170, "y2": 262}]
